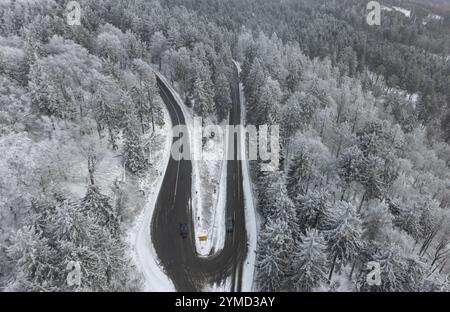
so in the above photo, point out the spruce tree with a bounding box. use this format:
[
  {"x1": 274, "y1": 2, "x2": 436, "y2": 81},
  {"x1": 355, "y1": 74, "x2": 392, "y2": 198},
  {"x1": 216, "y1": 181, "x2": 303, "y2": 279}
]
[
  {"x1": 81, "y1": 185, "x2": 119, "y2": 235},
  {"x1": 322, "y1": 201, "x2": 363, "y2": 281},
  {"x1": 287, "y1": 149, "x2": 312, "y2": 198},
  {"x1": 291, "y1": 229, "x2": 329, "y2": 291},
  {"x1": 214, "y1": 72, "x2": 232, "y2": 122},
  {"x1": 296, "y1": 190, "x2": 329, "y2": 232},
  {"x1": 192, "y1": 68, "x2": 214, "y2": 122},
  {"x1": 5, "y1": 226, "x2": 58, "y2": 291},
  {"x1": 257, "y1": 217, "x2": 293, "y2": 291},
  {"x1": 123, "y1": 127, "x2": 148, "y2": 175}
]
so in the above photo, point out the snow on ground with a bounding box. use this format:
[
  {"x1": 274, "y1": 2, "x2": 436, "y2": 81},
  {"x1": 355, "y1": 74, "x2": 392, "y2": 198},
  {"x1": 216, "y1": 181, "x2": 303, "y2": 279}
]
[
  {"x1": 385, "y1": 87, "x2": 419, "y2": 109},
  {"x1": 128, "y1": 101, "x2": 175, "y2": 291},
  {"x1": 316, "y1": 266, "x2": 354, "y2": 292},
  {"x1": 423, "y1": 13, "x2": 443, "y2": 24},
  {"x1": 195, "y1": 121, "x2": 227, "y2": 256},
  {"x1": 392, "y1": 6, "x2": 411, "y2": 17},
  {"x1": 35, "y1": 120, "x2": 124, "y2": 201},
  {"x1": 382, "y1": 5, "x2": 411, "y2": 18},
  {"x1": 234, "y1": 60, "x2": 258, "y2": 291}
]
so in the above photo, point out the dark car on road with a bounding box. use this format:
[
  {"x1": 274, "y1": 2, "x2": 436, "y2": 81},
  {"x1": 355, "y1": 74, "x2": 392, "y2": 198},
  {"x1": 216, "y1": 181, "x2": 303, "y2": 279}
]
[
  {"x1": 179, "y1": 223, "x2": 188, "y2": 239},
  {"x1": 226, "y1": 217, "x2": 234, "y2": 233}
]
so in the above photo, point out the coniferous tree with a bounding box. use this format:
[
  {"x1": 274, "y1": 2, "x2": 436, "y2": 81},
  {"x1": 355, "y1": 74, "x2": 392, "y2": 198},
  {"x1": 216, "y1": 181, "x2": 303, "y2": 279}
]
[
  {"x1": 287, "y1": 149, "x2": 312, "y2": 198},
  {"x1": 192, "y1": 64, "x2": 214, "y2": 123},
  {"x1": 123, "y1": 126, "x2": 149, "y2": 175},
  {"x1": 245, "y1": 58, "x2": 266, "y2": 124},
  {"x1": 322, "y1": 201, "x2": 363, "y2": 281},
  {"x1": 291, "y1": 229, "x2": 329, "y2": 291},
  {"x1": 214, "y1": 72, "x2": 232, "y2": 122},
  {"x1": 359, "y1": 243, "x2": 426, "y2": 292},
  {"x1": 296, "y1": 190, "x2": 330, "y2": 232},
  {"x1": 5, "y1": 226, "x2": 58, "y2": 291},
  {"x1": 257, "y1": 217, "x2": 293, "y2": 292},
  {"x1": 81, "y1": 185, "x2": 119, "y2": 235},
  {"x1": 131, "y1": 59, "x2": 164, "y2": 133}
]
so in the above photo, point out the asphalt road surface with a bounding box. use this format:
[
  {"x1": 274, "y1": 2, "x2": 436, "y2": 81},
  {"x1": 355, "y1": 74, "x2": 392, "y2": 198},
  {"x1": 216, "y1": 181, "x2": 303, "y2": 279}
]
[{"x1": 151, "y1": 65, "x2": 248, "y2": 292}]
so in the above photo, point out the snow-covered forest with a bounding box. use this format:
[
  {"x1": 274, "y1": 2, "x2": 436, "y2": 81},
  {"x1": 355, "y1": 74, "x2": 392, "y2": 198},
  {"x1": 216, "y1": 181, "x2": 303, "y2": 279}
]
[
  {"x1": 0, "y1": 0, "x2": 237, "y2": 291},
  {"x1": 1, "y1": 0, "x2": 450, "y2": 292}
]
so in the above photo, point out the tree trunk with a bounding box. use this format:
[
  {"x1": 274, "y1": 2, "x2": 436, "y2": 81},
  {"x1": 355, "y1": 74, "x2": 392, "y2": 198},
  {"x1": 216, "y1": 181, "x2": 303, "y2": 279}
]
[
  {"x1": 336, "y1": 137, "x2": 343, "y2": 158},
  {"x1": 352, "y1": 108, "x2": 359, "y2": 133},
  {"x1": 328, "y1": 253, "x2": 338, "y2": 283},
  {"x1": 79, "y1": 102, "x2": 83, "y2": 119},
  {"x1": 88, "y1": 156, "x2": 96, "y2": 185},
  {"x1": 314, "y1": 212, "x2": 321, "y2": 229},
  {"x1": 341, "y1": 187, "x2": 346, "y2": 201},
  {"x1": 358, "y1": 191, "x2": 366, "y2": 213},
  {"x1": 349, "y1": 260, "x2": 356, "y2": 279},
  {"x1": 140, "y1": 114, "x2": 145, "y2": 134},
  {"x1": 320, "y1": 120, "x2": 325, "y2": 137},
  {"x1": 97, "y1": 123, "x2": 103, "y2": 139},
  {"x1": 151, "y1": 107, "x2": 155, "y2": 133}
]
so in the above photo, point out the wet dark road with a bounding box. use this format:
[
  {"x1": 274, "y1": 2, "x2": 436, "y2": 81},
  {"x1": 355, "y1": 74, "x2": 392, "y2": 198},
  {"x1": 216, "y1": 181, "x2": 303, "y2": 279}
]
[{"x1": 151, "y1": 65, "x2": 247, "y2": 291}]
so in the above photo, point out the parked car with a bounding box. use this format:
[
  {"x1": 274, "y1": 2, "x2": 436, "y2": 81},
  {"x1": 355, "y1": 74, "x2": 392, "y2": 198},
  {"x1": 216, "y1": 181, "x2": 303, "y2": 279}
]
[{"x1": 179, "y1": 223, "x2": 188, "y2": 239}]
